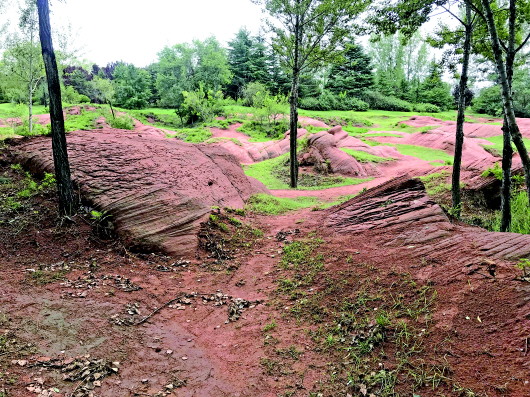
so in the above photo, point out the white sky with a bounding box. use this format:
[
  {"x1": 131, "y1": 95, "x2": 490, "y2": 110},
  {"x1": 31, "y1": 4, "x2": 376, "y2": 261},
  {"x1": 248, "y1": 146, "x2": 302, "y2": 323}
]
[{"x1": 4, "y1": 0, "x2": 265, "y2": 67}]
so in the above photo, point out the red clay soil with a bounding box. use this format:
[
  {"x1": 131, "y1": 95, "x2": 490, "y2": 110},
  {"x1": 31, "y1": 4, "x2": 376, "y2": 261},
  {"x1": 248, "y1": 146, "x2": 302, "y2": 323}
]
[
  {"x1": 1, "y1": 161, "x2": 529, "y2": 396},
  {"x1": 8, "y1": 129, "x2": 267, "y2": 256},
  {"x1": 209, "y1": 123, "x2": 309, "y2": 164},
  {"x1": 321, "y1": 177, "x2": 530, "y2": 396}
]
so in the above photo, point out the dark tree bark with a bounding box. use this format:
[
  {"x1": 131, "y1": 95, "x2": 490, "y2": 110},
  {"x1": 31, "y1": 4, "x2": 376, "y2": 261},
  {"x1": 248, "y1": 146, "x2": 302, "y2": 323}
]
[
  {"x1": 289, "y1": 12, "x2": 301, "y2": 188},
  {"x1": 499, "y1": 0, "x2": 518, "y2": 232},
  {"x1": 37, "y1": 0, "x2": 76, "y2": 216},
  {"x1": 500, "y1": 117, "x2": 513, "y2": 231},
  {"x1": 451, "y1": 1, "x2": 472, "y2": 218},
  {"x1": 480, "y1": 0, "x2": 530, "y2": 203}
]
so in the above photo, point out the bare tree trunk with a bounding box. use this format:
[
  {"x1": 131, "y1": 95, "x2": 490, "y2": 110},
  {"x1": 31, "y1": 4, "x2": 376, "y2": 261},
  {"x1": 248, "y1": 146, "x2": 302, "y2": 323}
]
[
  {"x1": 500, "y1": 118, "x2": 512, "y2": 231},
  {"x1": 481, "y1": 0, "x2": 530, "y2": 202},
  {"x1": 37, "y1": 0, "x2": 76, "y2": 216},
  {"x1": 28, "y1": 83, "x2": 33, "y2": 134},
  {"x1": 451, "y1": 2, "x2": 472, "y2": 218},
  {"x1": 108, "y1": 100, "x2": 115, "y2": 119},
  {"x1": 289, "y1": 13, "x2": 301, "y2": 189}
]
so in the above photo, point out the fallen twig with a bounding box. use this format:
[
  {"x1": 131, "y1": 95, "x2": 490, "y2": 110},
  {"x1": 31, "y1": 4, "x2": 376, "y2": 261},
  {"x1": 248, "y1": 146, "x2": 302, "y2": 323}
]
[{"x1": 133, "y1": 294, "x2": 185, "y2": 326}]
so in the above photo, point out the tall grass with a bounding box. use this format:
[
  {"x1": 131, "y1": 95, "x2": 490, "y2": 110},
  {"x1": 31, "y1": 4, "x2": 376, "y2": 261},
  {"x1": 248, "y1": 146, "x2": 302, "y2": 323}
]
[{"x1": 493, "y1": 191, "x2": 530, "y2": 234}]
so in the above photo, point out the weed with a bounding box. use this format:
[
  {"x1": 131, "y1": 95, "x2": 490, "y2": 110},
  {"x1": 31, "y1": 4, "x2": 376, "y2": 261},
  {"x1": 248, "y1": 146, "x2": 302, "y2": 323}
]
[
  {"x1": 516, "y1": 258, "x2": 530, "y2": 280},
  {"x1": 27, "y1": 269, "x2": 68, "y2": 285},
  {"x1": 263, "y1": 320, "x2": 277, "y2": 332},
  {"x1": 275, "y1": 345, "x2": 303, "y2": 360},
  {"x1": 245, "y1": 194, "x2": 319, "y2": 215}
]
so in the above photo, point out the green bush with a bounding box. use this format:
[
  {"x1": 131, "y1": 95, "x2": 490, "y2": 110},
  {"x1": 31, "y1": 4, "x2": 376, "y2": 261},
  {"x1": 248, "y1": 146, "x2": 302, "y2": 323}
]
[
  {"x1": 413, "y1": 103, "x2": 441, "y2": 113},
  {"x1": 179, "y1": 86, "x2": 224, "y2": 124},
  {"x1": 299, "y1": 91, "x2": 368, "y2": 111},
  {"x1": 109, "y1": 114, "x2": 135, "y2": 130},
  {"x1": 362, "y1": 90, "x2": 413, "y2": 112},
  {"x1": 492, "y1": 191, "x2": 530, "y2": 234},
  {"x1": 472, "y1": 85, "x2": 502, "y2": 117},
  {"x1": 241, "y1": 82, "x2": 269, "y2": 107},
  {"x1": 78, "y1": 94, "x2": 91, "y2": 103}
]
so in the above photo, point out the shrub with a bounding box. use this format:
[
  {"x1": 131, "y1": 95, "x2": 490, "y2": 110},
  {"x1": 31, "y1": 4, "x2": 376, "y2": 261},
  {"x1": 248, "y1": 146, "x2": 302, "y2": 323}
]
[
  {"x1": 78, "y1": 94, "x2": 91, "y2": 103},
  {"x1": 109, "y1": 114, "x2": 135, "y2": 130},
  {"x1": 361, "y1": 91, "x2": 413, "y2": 112},
  {"x1": 179, "y1": 86, "x2": 224, "y2": 124},
  {"x1": 472, "y1": 85, "x2": 502, "y2": 116},
  {"x1": 299, "y1": 91, "x2": 368, "y2": 111},
  {"x1": 413, "y1": 103, "x2": 441, "y2": 113},
  {"x1": 241, "y1": 82, "x2": 269, "y2": 107}
]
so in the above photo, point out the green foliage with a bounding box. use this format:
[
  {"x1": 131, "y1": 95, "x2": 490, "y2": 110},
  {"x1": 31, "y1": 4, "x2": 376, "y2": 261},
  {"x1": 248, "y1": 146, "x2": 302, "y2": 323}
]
[
  {"x1": 109, "y1": 114, "x2": 134, "y2": 130},
  {"x1": 472, "y1": 85, "x2": 502, "y2": 117},
  {"x1": 241, "y1": 81, "x2": 269, "y2": 107},
  {"x1": 340, "y1": 147, "x2": 394, "y2": 163},
  {"x1": 179, "y1": 86, "x2": 224, "y2": 124},
  {"x1": 156, "y1": 37, "x2": 231, "y2": 109},
  {"x1": 238, "y1": 91, "x2": 289, "y2": 140},
  {"x1": 299, "y1": 91, "x2": 369, "y2": 111},
  {"x1": 227, "y1": 29, "x2": 270, "y2": 98},
  {"x1": 244, "y1": 153, "x2": 371, "y2": 190},
  {"x1": 166, "y1": 128, "x2": 212, "y2": 143},
  {"x1": 481, "y1": 162, "x2": 503, "y2": 180},
  {"x1": 412, "y1": 103, "x2": 441, "y2": 113},
  {"x1": 112, "y1": 62, "x2": 152, "y2": 109},
  {"x1": 492, "y1": 191, "x2": 530, "y2": 234},
  {"x1": 245, "y1": 193, "x2": 319, "y2": 214},
  {"x1": 392, "y1": 144, "x2": 453, "y2": 165},
  {"x1": 326, "y1": 39, "x2": 374, "y2": 97},
  {"x1": 516, "y1": 258, "x2": 530, "y2": 278},
  {"x1": 416, "y1": 63, "x2": 453, "y2": 111},
  {"x1": 361, "y1": 90, "x2": 413, "y2": 112}
]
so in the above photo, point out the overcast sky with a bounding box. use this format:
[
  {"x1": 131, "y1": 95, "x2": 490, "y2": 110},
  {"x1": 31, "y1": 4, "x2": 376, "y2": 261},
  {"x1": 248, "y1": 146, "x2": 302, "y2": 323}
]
[{"x1": 43, "y1": 0, "x2": 265, "y2": 66}]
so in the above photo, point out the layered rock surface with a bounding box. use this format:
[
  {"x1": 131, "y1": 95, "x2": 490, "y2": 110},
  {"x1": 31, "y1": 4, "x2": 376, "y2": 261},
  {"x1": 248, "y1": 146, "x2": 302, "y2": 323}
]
[{"x1": 11, "y1": 129, "x2": 267, "y2": 255}]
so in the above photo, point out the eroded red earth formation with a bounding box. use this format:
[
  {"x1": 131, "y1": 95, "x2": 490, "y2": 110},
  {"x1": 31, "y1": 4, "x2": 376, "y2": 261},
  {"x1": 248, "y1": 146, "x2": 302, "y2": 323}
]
[{"x1": 1, "y1": 112, "x2": 530, "y2": 396}]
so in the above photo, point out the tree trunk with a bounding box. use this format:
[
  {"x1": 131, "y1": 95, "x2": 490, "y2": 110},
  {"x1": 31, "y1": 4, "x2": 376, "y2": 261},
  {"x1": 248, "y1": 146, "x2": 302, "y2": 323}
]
[
  {"x1": 37, "y1": 0, "x2": 76, "y2": 216},
  {"x1": 28, "y1": 84, "x2": 33, "y2": 134},
  {"x1": 451, "y1": 3, "x2": 472, "y2": 218},
  {"x1": 289, "y1": 13, "x2": 301, "y2": 189},
  {"x1": 481, "y1": 0, "x2": 530, "y2": 202},
  {"x1": 500, "y1": 117, "x2": 512, "y2": 231},
  {"x1": 108, "y1": 100, "x2": 115, "y2": 119}
]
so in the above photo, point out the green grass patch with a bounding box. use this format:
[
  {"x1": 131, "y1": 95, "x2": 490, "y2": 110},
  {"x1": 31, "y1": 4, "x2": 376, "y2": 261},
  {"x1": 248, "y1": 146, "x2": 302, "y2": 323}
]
[
  {"x1": 364, "y1": 132, "x2": 403, "y2": 138},
  {"x1": 340, "y1": 147, "x2": 394, "y2": 163},
  {"x1": 392, "y1": 144, "x2": 453, "y2": 166},
  {"x1": 482, "y1": 134, "x2": 530, "y2": 155},
  {"x1": 166, "y1": 128, "x2": 212, "y2": 143},
  {"x1": 236, "y1": 120, "x2": 287, "y2": 142},
  {"x1": 244, "y1": 153, "x2": 371, "y2": 190},
  {"x1": 491, "y1": 191, "x2": 530, "y2": 234},
  {"x1": 245, "y1": 193, "x2": 319, "y2": 214},
  {"x1": 0, "y1": 103, "x2": 47, "y2": 118}
]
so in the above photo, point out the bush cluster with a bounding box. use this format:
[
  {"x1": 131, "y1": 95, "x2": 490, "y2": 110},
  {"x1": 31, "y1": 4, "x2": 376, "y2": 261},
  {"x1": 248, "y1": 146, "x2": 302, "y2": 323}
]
[
  {"x1": 299, "y1": 91, "x2": 368, "y2": 111},
  {"x1": 361, "y1": 91, "x2": 413, "y2": 112}
]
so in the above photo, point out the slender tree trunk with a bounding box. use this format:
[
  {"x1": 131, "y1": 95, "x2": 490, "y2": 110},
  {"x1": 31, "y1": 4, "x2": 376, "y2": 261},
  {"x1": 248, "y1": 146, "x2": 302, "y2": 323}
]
[
  {"x1": 28, "y1": 84, "x2": 33, "y2": 134},
  {"x1": 289, "y1": 13, "x2": 301, "y2": 189},
  {"x1": 481, "y1": 0, "x2": 530, "y2": 202},
  {"x1": 500, "y1": 117, "x2": 513, "y2": 231},
  {"x1": 37, "y1": 0, "x2": 76, "y2": 216},
  {"x1": 451, "y1": 3, "x2": 472, "y2": 218},
  {"x1": 108, "y1": 100, "x2": 115, "y2": 119}
]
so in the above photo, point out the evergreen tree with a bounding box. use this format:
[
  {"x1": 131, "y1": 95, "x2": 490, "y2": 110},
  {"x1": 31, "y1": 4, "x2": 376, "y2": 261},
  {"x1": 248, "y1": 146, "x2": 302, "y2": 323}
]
[
  {"x1": 417, "y1": 62, "x2": 454, "y2": 110},
  {"x1": 325, "y1": 40, "x2": 374, "y2": 97}
]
